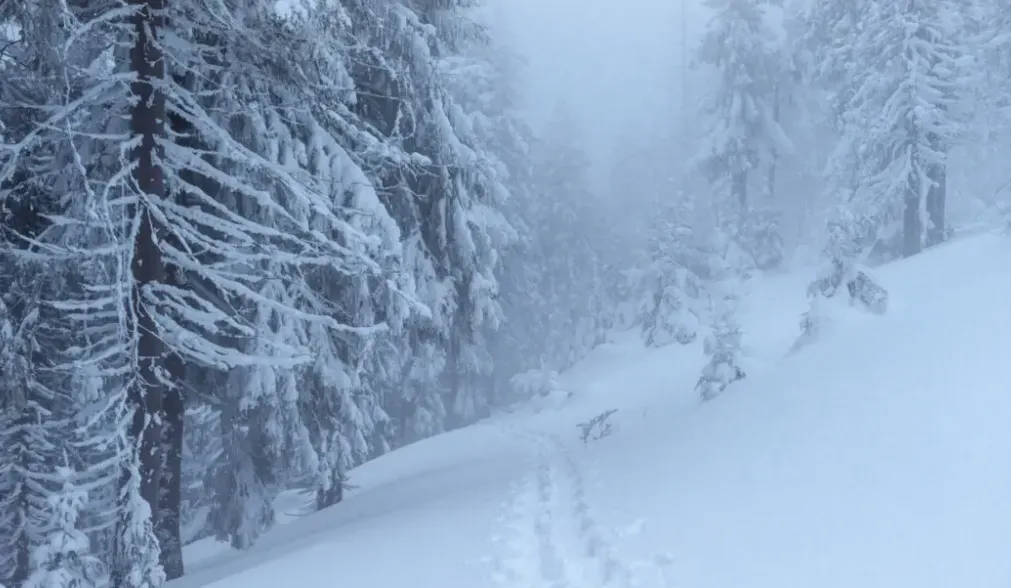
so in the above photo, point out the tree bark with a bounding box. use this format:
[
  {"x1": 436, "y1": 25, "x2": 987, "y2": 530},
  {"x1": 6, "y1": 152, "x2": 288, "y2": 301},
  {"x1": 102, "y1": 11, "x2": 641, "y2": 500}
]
[
  {"x1": 158, "y1": 380, "x2": 185, "y2": 579},
  {"x1": 128, "y1": 0, "x2": 167, "y2": 554}
]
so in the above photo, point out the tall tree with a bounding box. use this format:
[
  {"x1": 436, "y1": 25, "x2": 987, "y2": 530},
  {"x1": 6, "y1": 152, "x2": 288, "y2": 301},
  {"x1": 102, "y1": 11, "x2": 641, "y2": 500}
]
[
  {"x1": 695, "y1": 0, "x2": 791, "y2": 270},
  {"x1": 811, "y1": 0, "x2": 970, "y2": 259},
  {"x1": 127, "y1": 0, "x2": 171, "y2": 569},
  {"x1": 1, "y1": 0, "x2": 408, "y2": 569},
  {"x1": 0, "y1": 0, "x2": 609, "y2": 579}
]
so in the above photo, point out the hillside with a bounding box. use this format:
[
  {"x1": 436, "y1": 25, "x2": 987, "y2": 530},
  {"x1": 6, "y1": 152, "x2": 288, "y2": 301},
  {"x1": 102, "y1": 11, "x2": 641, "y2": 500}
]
[{"x1": 174, "y1": 232, "x2": 1011, "y2": 588}]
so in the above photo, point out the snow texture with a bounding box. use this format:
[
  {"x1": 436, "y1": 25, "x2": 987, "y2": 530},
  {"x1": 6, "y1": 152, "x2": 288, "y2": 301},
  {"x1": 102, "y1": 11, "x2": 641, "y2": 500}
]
[{"x1": 171, "y1": 231, "x2": 1011, "y2": 588}]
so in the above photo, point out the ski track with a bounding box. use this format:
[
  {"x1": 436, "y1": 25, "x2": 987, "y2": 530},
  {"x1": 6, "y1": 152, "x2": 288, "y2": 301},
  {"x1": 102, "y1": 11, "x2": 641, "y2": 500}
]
[{"x1": 490, "y1": 426, "x2": 635, "y2": 588}]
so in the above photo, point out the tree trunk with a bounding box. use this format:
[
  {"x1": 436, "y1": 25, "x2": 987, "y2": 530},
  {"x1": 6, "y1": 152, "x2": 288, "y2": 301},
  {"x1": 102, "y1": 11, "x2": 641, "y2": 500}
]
[
  {"x1": 903, "y1": 166, "x2": 922, "y2": 258},
  {"x1": 128, "y1": 0, "x2": 167, "y2": 546},
  {"x1": 732, "y1": 170, "x2": 747, "y2": 211},
  {"x1": 158, "y1": 381, "x2": 185, "y2": 579},
  {"x1": 926, "y1": 139, "x2": 946, "y2": 248},
  {"x1": 315, "y1": 473, "x2": 344, "y2": 511},
  {"x1": 767, "y1": 84, "x2": 780, "y2": 201}
]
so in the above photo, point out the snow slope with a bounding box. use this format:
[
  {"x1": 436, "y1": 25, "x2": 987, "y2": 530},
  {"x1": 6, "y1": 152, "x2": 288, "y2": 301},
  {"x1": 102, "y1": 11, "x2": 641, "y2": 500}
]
[{"x1": 174, "y1": 232, "x2": 1011, "y2": 588}]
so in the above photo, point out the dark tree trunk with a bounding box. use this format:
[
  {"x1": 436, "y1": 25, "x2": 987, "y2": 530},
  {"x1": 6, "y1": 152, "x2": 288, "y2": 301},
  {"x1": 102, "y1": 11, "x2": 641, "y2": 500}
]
[
  {"x1": 315, "y1": 475, "x2": 344, "y2": 511},
  {"x1": 158, "y1": 380, "x2": 185, "y2": 579},
  {"x1": 128, "y1": 0, "x2": 167, "y2": 548},
  {"x1": 158, "y1": 73, "x2": 194, "y2": 577}
]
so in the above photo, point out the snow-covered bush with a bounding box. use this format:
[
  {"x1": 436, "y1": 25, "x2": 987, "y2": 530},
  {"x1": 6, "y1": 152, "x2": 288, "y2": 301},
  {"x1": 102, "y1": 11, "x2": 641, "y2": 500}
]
[
  {"x1": 510, "y1": 368, "x2": 563, "y2": 399},
  {"x1": 697, "y1": 297, "x2": 746, "y2": 402},
  {"x1": 640, "y1": 211, "x2": 706, "y2": 348},
  {"x1": 793, "y1": 262, "x2": 888, "y2": 354},
  {"x1": 641, "y1": 265, "x2": 703, "y2": 347},
  {"x1": 845, "y1": 269, "x2": 888, "y2": 315}
]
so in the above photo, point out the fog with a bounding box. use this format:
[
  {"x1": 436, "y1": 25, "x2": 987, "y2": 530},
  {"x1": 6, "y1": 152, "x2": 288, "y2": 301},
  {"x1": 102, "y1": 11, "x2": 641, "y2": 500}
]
[{"x1": 488, "y1": 0, "x2": 708, "y2": 181}]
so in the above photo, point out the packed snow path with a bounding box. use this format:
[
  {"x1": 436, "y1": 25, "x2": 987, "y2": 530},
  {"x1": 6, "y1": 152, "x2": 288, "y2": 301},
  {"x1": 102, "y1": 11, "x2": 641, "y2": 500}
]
[{"x1": 490, "y1": 427, "x2": 634, "y2": 588}]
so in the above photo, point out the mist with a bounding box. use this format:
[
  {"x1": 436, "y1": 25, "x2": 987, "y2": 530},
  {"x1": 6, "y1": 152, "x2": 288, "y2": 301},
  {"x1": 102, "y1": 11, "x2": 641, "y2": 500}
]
[
  {"x1": 488, "y1": 0, "x2": 707, "y2": 182},
  {"x1": 6, "y1": 1, "x2": 1011, "y2": 587}
]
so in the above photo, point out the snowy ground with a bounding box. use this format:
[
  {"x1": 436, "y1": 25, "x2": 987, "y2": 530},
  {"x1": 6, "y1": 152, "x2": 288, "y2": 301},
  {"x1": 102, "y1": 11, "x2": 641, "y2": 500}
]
[{"x1": 174, "y1": 231, "x2": 1011, "y2": 588}]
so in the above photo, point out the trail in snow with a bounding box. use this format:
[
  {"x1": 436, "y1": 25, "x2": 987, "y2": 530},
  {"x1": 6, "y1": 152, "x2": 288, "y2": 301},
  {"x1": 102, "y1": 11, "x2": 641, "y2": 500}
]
[{"x1": 490, "y1": 427, "x2": 635, "y2": 588}]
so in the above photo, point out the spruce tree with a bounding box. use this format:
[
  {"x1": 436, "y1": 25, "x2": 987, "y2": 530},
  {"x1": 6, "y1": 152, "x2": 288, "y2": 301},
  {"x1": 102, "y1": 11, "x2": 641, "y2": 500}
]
[
  {"x1": 810, "y1": 0, "x2": 970, "y2": 259},
  {"x1": 640, "y1": 195, "x2": 704, "y2": 348},
  {"x1": 697, "y1": 295, "x2": 746, "y2": 403},
  {"x1": 696, "y1": 0, "x2": 791, "y2": 270},
  {"x1": 22, "y1": 466, "x2": 106, "y2": 588}
]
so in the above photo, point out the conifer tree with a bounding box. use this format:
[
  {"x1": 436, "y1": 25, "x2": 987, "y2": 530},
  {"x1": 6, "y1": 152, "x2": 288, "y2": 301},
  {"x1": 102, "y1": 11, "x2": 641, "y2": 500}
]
[
  {"x1": 23, "y1": 466, "x2": 106, "y2": 588},
  {"x1": 697, "y1": 295, "x2": 746, "y2": 402},
  {"x1": 810, "y1": 0, "x2": 971, "y2": 259},
  {"x1": 696, "y1": 0, "x2": 791, "y2": 270},
  {"x1": 640, "y1": 196, "x2": 704, "y2": 348}
]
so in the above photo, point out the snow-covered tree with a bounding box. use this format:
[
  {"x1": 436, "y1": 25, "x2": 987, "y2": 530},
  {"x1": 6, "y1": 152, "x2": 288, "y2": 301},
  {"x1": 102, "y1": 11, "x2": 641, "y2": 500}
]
[
  {"x1": 179, "y1": 404, "x2": 220, "y2": 545},
  {"x1": 338, "y1": 0, "x2": 518, "y2": 436},
  {"x1": 0, "y1": 0, "x2": 412, "y2": 566},
  {"x1": 695, "y1": 0, "x2": 791, "y2": 270},
  {"x1": 793, "y1": 208, "x2": 889, "y2": 351},
  {"x1": 0, "y1": 314, "x2": 35, "y2": 588},
  {"x1": 0, "y1": 0, "x2": 633, "y2": 577},
  {"x1": 454, "y1": 30, "x2": 547, "y2": 403},
  {"x1": 419, "y1": 0, "x2": 540, "y2": 428},
  {"x1": 812, "y1": 0, "x2": 972, "y2": 259},
  {"x1": 963, "y1": 0, "x2": 1011, "y2": 226},
  {"x1": 22, "y1": 466, "x2": 106, "y2": 588},
  {"x1": 639, "y1": 195, "x2": 705, "y2": 348},
  {"x1": 697, "y1": 295, "x2": 746, "y2": 403},
  {"x1": 113, "y1": 442, "x2": 165, "y2": 588},
  {"x1": 795, "y1": 0, "x2": 871, "y2": 126}
]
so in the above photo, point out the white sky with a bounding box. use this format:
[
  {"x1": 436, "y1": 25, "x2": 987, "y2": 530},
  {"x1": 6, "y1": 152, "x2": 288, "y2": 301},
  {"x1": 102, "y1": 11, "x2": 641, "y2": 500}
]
[{"x1": 486, "y1": 0, "x2": 708, "y2": 181}]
